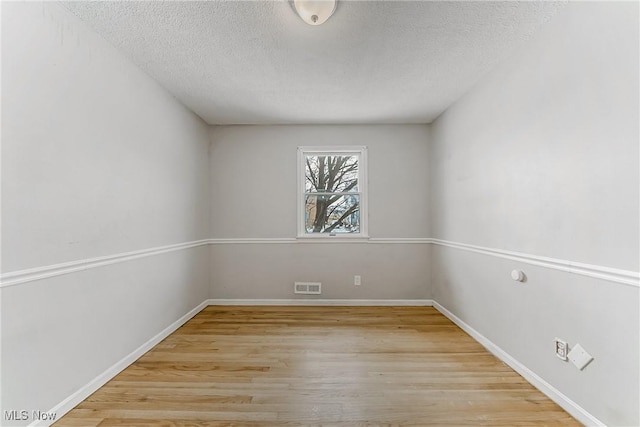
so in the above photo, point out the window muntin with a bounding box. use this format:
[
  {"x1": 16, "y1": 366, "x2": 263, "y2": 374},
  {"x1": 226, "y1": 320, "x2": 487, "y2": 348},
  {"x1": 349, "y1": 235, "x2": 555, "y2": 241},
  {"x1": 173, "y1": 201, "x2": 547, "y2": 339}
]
[{"x1": 298, "y1": 147, "x2": 368, "y2": 237}]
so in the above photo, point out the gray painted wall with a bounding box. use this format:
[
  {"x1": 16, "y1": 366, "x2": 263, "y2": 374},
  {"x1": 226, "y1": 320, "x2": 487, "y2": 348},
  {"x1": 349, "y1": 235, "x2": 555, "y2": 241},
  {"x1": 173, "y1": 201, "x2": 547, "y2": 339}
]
[
  {"x1": 1, "y1": 2, "x2": 211, "y2": 422},
  {"x1": 429, "y1": 2, "x2": 639, "y2": 425},
  {"x1": 1, "y1": 2, "x2": 638, "y2": 426},
  {"x1": 210, "y1": 243, "x2": 430, "y2": 300},
  {"x1": 210, "y1": 125, "x2": 431, "y2": 239},
  {"x1": 209, "y1": 125, "x2": 431, "y2": 300},
  {"x1": 429, "y1": 2, "x2": 638, "y2": 271}
]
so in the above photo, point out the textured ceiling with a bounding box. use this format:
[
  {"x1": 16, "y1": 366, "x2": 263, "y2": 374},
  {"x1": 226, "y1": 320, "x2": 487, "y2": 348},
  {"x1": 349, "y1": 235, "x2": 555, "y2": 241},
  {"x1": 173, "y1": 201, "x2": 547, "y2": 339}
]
[{"x1": 62, "y1": 1, "x2": 565, "y2": 125}]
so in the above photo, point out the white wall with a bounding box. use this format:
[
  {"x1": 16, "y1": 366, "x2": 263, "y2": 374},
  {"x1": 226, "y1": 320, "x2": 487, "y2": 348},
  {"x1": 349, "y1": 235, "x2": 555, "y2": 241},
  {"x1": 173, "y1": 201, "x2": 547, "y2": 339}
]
[
  {"x1": 3, "y1": 2, "x2": 637, "y2": 426},
  {"x1": 209, "y1": 125, "x2": 431, "y2": 300},
  {"x1": 1, "y1": 2, "x2": 211, "y2": 423},
  {"x1": 429, "y1": 2, "x2": 639, "y2": 426}
]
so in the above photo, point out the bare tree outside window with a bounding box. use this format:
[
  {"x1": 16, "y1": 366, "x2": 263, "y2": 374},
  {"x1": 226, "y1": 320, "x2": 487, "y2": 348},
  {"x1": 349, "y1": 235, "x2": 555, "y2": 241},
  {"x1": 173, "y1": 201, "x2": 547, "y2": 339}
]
[{"x1": 304, "y1": 155, "x2": 360, "y2": 233}]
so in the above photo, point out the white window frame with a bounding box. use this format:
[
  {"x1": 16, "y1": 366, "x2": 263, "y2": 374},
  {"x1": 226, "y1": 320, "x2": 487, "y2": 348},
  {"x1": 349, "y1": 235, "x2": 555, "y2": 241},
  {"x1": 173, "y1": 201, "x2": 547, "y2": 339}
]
[{"x1": 297, "y1": 146, "x2": 368, "y2": 239}]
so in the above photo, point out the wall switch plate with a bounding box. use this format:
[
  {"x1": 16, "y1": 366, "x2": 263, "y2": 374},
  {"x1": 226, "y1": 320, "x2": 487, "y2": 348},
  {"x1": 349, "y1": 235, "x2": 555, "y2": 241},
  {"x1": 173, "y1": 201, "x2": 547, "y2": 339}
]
[
  {"x1": 354, "y1": 275, "x2": 361, "y2": 286},
  {"x1": 554, "y1": 338, "x2": 568, "y2": 361},
  {"x1": 568, "y1": 343, "x2": 593, "y2": 370}
]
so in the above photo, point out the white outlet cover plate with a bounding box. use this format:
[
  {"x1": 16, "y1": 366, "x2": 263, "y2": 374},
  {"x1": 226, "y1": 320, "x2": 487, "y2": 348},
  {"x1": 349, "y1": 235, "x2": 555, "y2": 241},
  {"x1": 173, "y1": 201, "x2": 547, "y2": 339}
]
[
  {"x1": 554, "y1": 338, "x2": 568, "y2": 361},
  {"x1": 568, "y1": 343, "x2": 593, "y2": 370}
]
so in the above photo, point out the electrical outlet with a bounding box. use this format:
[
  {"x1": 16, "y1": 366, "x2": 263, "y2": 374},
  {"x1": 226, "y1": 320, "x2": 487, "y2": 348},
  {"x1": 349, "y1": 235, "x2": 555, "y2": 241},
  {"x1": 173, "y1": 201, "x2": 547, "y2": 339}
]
[
  {"x1": 354, "y1": 275, "x2": 361, "y2": 286},
  {"x1": 554, "y1": 338, "x2": 568, "y2": 361}
]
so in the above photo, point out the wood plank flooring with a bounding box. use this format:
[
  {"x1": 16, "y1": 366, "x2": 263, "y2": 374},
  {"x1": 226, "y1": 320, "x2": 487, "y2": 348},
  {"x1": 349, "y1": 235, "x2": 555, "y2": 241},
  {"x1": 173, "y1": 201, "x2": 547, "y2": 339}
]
[{"x1": 55, "y1": 306, "x2": 580, "y2": 426}]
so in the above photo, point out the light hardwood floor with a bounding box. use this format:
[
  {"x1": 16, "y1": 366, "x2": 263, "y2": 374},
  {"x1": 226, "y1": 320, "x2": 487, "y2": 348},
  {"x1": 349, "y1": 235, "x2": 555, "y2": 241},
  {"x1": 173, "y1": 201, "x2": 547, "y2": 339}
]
[{"x1": 55, "y1": 306, "x2": 580, "y2": 426}]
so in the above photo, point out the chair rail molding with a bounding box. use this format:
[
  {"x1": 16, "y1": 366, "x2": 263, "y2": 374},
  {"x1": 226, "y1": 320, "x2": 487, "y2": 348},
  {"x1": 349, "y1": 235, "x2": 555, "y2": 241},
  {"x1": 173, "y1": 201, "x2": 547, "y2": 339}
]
[
  {"x1": 2, "y1": 237, "x2": 637, "y2": 288},
  {"x1": 0, "y1": 240, "x2": 210, "y2": 288},
  {"x1": 430, "y1": 238, "x2": 639, "y2": 288}
]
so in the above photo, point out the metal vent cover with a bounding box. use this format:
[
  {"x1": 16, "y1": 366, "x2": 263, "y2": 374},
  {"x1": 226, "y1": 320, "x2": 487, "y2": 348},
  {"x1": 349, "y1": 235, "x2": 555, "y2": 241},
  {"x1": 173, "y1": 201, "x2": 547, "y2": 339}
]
[{"x1": 294, "y1": 282, "x2": 322, "y2": 295}]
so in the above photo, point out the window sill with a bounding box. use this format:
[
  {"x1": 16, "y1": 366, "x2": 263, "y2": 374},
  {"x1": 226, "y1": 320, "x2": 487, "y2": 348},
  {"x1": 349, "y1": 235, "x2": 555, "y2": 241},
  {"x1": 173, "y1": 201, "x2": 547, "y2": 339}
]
[{"x1": 296, "y1": 235, "x2": 370, "y2": 243}]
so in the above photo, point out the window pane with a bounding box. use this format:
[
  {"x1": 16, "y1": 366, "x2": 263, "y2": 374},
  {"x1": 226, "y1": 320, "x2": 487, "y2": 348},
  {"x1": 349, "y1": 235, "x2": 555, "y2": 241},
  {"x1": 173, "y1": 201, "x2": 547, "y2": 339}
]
[
  {"x1": 305, "y1": 194, "x2": 360, "y2": 233},
  {"x1": 305, "y1": 155, "x2": 358, "y2": 193}
]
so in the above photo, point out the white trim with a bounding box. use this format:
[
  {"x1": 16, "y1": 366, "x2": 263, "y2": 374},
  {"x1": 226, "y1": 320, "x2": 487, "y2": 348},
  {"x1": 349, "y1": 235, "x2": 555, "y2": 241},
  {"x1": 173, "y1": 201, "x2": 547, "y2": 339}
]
[
  {"x1": 3, "y1": 237, "x2": 636, "y2": 288},
  {"x1": 206, "y1": 237, "x2": 430, "y2": 244},
  {"x1": 207, "y1": 238, "x2": 297, "y2": 244},
  {"x1": 0, "y1": 238, "x2": 430, "y2": 288},
  {"x1": 295, "y1": 236, "x2": 371, "y2": 243},
  {"x1": 0, "y1": 240, "x2": 210, "y2": 288},
  {"x1": 430, "y1": 238, "x2": 639, "y2": 288},
  {"x1": 369, "y1": 237, "x2": 432, "y2": 244},
  {"x1": 206, "y1": 237, "x2": 639, "y2": 286},
  {"x1": 206, "y1": 236, "x2": 638, "y2": 290},
  {"x1": 432, "y1": 301, "x2": 606, "y2": 427},
  {"x1": 27, "y1": 298, "x2": 604, "y2": 427},
  {"x1": 297, "y1": 146, "x2": 368, "y2": 238},
  {"x1": 29, "y1": 300, "x2": 208, "y2": 427},
  {"x1": 206, "y1": 298, "x2": 434, "y2": 306},
  {"x1": 296, "y1": 146, "x2": 367, "y2": 155}
]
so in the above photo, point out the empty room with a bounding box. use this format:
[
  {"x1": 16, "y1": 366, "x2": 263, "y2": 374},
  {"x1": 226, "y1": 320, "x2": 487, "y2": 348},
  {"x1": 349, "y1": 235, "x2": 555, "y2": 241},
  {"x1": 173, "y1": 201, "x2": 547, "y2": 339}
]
[{"x1": 1, "y1": 0, "x2": 638, "y2": 426}]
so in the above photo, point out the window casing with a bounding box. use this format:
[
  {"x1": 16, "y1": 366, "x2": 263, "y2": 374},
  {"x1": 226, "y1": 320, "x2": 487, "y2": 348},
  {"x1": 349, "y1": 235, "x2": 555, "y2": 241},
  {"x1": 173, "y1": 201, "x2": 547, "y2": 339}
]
[{"x1": 297, "y1": 146, "x2": 368, "y2": 238}]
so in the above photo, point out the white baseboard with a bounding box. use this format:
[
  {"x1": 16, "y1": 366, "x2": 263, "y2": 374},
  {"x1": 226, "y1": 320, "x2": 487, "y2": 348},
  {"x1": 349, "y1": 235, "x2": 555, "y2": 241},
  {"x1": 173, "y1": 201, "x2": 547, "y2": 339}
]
[
  {"x1": 432, "y1": 301, "x2": 605, "y2": 427},
  {"x1": 30, "y1": 300, "x2": 209, "y2": 427},
  {"x1": 32, "y1": 298, "x2": 602, "y2": 427},
  {"x1": 30, "y1": 298, "x2": 430, "y2": 426},
  {"x1": 206, "y1": 298, "x2": 434, "y2": 306}
]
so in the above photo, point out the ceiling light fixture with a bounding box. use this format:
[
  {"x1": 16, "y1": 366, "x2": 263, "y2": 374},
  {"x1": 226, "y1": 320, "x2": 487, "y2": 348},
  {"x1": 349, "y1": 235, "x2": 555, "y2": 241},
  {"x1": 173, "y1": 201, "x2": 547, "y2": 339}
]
[{"x1": 293, "y1": 0, "x2": 337, "y2": 26}]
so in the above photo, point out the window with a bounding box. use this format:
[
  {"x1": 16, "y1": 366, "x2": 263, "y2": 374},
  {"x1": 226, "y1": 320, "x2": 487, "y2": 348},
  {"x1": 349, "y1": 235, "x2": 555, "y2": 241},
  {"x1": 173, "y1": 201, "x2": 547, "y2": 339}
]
[{"x1": 297, "y1": 146, "x2": 368, "y2": 238}]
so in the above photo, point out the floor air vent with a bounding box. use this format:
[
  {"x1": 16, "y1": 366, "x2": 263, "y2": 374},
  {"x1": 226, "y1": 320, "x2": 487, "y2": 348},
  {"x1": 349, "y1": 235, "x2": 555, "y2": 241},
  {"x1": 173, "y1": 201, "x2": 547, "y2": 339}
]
[{"x1": 294, "y1": 282, "x2": 322, "y2": 295}]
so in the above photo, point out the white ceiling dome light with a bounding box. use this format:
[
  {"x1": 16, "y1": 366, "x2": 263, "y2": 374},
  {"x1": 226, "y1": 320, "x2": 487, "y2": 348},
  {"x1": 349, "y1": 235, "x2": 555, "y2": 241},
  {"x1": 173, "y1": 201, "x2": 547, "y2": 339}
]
[{"x1": 293, "y1": 0, "x2": 337, "y2": 25}]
